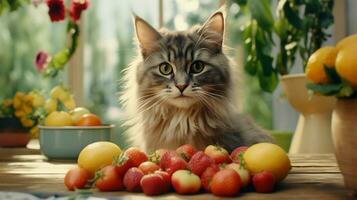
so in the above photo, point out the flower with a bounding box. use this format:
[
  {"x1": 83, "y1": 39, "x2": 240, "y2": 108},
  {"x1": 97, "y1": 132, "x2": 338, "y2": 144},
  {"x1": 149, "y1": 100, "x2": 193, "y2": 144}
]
[
  {"x1": 69, "y1": 0, "x2": 89, "y2": 22},
  {"x1": 45, "y1": 0, "x2": 66, "y2": 22},
  {"x1": 34, "y1": 51, "x2": 49, "y2": 72}
]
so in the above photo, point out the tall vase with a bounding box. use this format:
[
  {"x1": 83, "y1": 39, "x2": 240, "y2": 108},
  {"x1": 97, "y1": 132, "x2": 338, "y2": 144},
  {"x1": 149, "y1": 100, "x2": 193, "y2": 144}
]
[
  {"x1": 280, "y1": 74, "x2": 336, "y2": 154},
  {"x1": 332, "y1": 98, "x2": 357, "y2": 191}
]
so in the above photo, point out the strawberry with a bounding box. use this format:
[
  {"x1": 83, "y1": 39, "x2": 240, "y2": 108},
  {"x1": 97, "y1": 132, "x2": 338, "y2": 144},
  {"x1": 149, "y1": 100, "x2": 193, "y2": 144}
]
[
  {"x1": 204, "y1": 145, "x2": 232, "y2": 164},
  {"x1": 188, "y1": 151, "x2": 214, "y2": 176},
  {"x1": 159, "y1": 150, "x2": 178, "y2": 170},
  {"x1": 226, "y1": 163, "x2": 251, "y2": 187},
  {"x1": 230, "y1": 146, "x2": 248, "y2": 163},
  {"x1": 165, "y1": 156, "x2": 188, "y2": 176},
  {"x1": 95, "y1": 165, "x2": 124, "y2": 191},
  {"x1": 149, "y1": 148, "x2": 169, "y2": 164},
  {"x1": 252, "y1": 171, "x2": 275, "y2": 193},
  {"x1": 200, "y1": 164, "x2": 220, "y2": 192},
  {"x1": 211, "y1": 168, "x2": 242, "y2": 197},
  {"x1": 138, "y1": 161, "x2": 160, "y2": 175},
  {"x1": 124, "y1": 147, "x2": 148, "y2": 167},
  {"x1": 140, "y1": 173, "x2": 167, "y2": 196},
  {"x1": 123, "y1": 167, "x2": 144, "y2": 192},
  {"x1": 154, "y1": 170, "x2": 171, "y2": 192},
  {"x1": 113, "y1": 153, "x2": 133, "y2": 177},
  {"x1": 176, "y1": 144, "x2": 197, "y2": 161}
]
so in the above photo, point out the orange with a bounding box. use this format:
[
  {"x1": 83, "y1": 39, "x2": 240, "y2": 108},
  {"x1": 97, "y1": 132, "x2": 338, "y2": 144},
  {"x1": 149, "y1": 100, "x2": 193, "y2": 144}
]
[
  {"x1": 336, "y1": 34, "x2": 357, "y2": 50},
  {"x1": 335, "y1": 44, "x2": 357, "y2": 89},
  {"x1": 305, "y1": 46, "x2": 338, "y2": 84}
]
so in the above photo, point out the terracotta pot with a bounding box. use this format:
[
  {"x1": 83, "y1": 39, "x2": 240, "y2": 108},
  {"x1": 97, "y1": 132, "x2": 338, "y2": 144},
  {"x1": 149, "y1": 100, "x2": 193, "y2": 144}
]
[
  {"x1": 332, "y1": 98, "x2": 357, "y2": 191},
  {"x1": 0, "y1": 117, "x2": 30, "y2": 148},
  {"x1": 281, "y1": 74, "x2": 336, "y2": 153}
]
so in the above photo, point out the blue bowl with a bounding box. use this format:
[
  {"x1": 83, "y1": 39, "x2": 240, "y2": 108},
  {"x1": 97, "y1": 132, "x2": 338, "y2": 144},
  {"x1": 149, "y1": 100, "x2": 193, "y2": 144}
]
[{"x1": 39, "y1": 125, "x2": 114, "y2": 160}]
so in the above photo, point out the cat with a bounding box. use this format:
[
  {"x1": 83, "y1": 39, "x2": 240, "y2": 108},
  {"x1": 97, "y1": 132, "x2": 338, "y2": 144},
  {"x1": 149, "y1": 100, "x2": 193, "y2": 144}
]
[{"x1": 120, "y1": 9, "x2": 273, "y2": 152}]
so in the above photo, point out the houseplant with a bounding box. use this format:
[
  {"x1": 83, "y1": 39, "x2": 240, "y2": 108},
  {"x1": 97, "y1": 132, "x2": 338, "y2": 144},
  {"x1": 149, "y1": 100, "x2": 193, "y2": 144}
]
[
  {"x1": 305, "y1": 34, "x2": 357, "y2": 191},
  {"x1": 233, "y1": 0, "x2": 334, "y2": 153}
]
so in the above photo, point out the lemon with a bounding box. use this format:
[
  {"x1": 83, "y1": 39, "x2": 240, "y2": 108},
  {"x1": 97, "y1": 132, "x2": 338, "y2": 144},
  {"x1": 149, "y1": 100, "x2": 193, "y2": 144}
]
[
  {"x1": 63, "y1": 97, "x2": 76, "y2": 110},
  {"x1": 45, "y1": 98, "x2": 57, "y2": 113},
  {"x1": 335, "y1": 44, "x2": 357, "y2": 89},
  {"x1": 78, "y1": 142, "x2": 122, "y2": 175},
  {"x1": 44, "y1": 111, "x2": 73, "y2": 126},
  {"x1": 50, "y1": 85, "x2": 70, "y2": 101},
  {"x1": 243, "y1": 143, "x2": 291, "y2": 182},
  {"x1": 305, "y1": 46, "x2": 338, "y2": 84},
  {"x1": 336, "y1": 34, "x2": 357, "y2": 50}
]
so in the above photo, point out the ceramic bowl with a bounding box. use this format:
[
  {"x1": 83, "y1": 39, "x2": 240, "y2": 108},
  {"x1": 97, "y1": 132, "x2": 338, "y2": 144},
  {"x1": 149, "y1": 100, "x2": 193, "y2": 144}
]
[{"x1": 39, "y1": 125, "x2": 114, "y2": 160}]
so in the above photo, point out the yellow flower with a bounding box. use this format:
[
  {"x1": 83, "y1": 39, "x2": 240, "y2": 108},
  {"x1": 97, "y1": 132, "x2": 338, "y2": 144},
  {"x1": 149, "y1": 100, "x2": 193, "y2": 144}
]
[
  {"x1": 13, "y1": 92, "x2": 25, "y2": 109},
  {"x1": 30, "y1": 126, "x2": 39, "y2": 139},
  {"x1": 15, "y1": 110, "x2": 26, "y2": 118},
  {"x1": 30, "y1": 91, "x2": 45, "y2": 108},
  {"x1": 20, "y1": 117, "x2": 34, "y2": 127},
  {"x1": 22, "y1": 105, "x2": 33, "y2": 115}
]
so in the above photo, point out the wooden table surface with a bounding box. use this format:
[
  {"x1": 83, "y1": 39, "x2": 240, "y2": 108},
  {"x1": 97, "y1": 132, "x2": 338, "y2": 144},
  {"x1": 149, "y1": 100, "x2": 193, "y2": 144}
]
[{"x1": 0, "y1": 144, "x2": 356, "y2": 200}]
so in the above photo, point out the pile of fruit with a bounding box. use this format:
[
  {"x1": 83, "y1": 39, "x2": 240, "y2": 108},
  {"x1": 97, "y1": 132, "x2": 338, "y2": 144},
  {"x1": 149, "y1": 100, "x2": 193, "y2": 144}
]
[
  {"x1": 44, "y1": 85, "x2": 102, "y2": 127},
  {"x1": 64, "y1": 142, "x2": 291, "y2": 197}
]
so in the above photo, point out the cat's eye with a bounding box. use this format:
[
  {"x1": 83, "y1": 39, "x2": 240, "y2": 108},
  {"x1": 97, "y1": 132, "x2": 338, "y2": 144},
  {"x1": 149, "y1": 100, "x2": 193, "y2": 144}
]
[
  {"x1": 159, "y1": 63, "x2": 173, "y2": 75},
  {"x1": 190, "y1": 61, "x2": 205, "y2": 74}
]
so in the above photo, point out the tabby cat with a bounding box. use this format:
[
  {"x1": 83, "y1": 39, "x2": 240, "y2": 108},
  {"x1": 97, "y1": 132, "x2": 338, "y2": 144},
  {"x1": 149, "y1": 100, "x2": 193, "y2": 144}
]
[{"x1": 120, "y1": 9, "x2": 273, "y2": 152}]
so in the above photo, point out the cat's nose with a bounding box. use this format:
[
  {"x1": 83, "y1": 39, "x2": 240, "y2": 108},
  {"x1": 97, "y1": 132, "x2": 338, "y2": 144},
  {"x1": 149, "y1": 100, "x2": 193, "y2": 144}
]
[{"x1": 175, "y1": 84, "x2": 188, "y2": 93}]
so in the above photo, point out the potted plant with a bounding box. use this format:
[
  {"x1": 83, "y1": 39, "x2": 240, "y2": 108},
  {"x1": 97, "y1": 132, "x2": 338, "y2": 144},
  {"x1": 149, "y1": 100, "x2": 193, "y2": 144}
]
[
  {"x1": 0, "y1": 92, "x2": 45, "y2": 147},
  {"x1": 305, "y1": 34, "x2": 357, "y2": 191},
  {"x1": 233, "y1": 0, "x2": 334, "y2": 153}
]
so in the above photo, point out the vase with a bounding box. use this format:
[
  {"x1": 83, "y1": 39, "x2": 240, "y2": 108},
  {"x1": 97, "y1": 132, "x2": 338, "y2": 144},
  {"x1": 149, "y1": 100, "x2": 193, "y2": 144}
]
[
  {"x1": 0, "y1": 117, "x2": 30, "y2": 148},
  {"x1": 280, "y1": 74, "x2": 336, "y2": 153},
  {"x1": 332, "y1": 98, "x2": 357, "y2": 191}
]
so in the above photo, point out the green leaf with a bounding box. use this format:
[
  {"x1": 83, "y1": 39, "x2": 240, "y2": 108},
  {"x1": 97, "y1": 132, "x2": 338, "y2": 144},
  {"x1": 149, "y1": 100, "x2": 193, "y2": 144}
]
[
  {"x1": 306, "y1": 83, "x2": 342, "y2": 96},
  {"x1": 244, "y1": 59, "x2": 257, "y2": 75},
  {"x1": 337, "y1": 85, "x2": 354, "y2": 98},
  {"x1": 235, "y1": 0, "x2": 247, "y2": 6},
  {"x1": 248, "y1": 0, "x2": 274, "y2": 31},
  {"x1": 323, "y1": 66, "x2": 341, "y2": 84},
  {"x1": 282, "y1": 0, "x2": 303, "y2": 30},
  {"x1": 257, "y1": 65, "x2": 278, "y2": 93}
]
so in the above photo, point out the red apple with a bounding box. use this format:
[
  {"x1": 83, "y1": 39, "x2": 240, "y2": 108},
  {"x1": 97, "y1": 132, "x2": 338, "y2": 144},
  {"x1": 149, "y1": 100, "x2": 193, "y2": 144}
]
[
  {"x1": 165, "y1": 156, "x2": 188, "y2": 176},
  {"x1": 204, "y1": 145, "x2": 231, "y2": 164},
  {"x1": 200, "y1": 164, "x2": 220, "y2": 192},
  {"x1": 252, "y1": 171, "x2": 275, "y2": 193},
  {"x1": 140, "y1": 173, "x2": 167, "y2": 196},
  {"x1": 176, "y1": 144, "x2": 197, "y2": 161},
  {"x1": 188, "y1": 151, "x2": 214, "y2": 176},
  {"x1": 123, "y1": 167, "x2": 144, "y2": 192},
  {"x1": 154, "y1": 170, "x2": 171, "y2": 192},
  {"x1": 226, "y1": 163, "x2": 251, "y2": 187},
  {"x1": 211, "y1": 168, "x2": 242, "y2": 197},
  {"x1": 230, "y1": 146, "x2": 248, "y2": 163},
  {"x1": 138, "y1": 161, "x2": 160, "y2": 175},
  {"x1": 171, "y1": 170, "x2": 201, "y2": 194}
]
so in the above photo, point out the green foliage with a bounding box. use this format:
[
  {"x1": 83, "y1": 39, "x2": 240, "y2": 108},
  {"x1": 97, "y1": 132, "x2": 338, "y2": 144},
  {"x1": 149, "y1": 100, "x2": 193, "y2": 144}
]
[
  {"x1": 0, "y1": 0, "x2": 30, "y2": 15},
  {"x1": 233, "y1": 0, "x2": 334, "y2": 93}
]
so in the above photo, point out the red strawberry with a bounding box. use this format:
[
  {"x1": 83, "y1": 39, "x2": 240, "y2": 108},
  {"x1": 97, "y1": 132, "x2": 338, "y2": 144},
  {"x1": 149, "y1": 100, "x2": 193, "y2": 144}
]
[
  {"x1": 140, "y1": 173, "x2": 167, "y2": 196},
  {"x1": 230, "y1": 146, "x2": 248, "y2": 163},
  {"x1": 124, "y1": 147, "x2": 148, "y2": 167},
  {"x1": 226, "y1": 163, "x2": 251, "y2": 187},
  {"x1": 154, "y1": 170, "x2": 171, "y2": 192},
  {"x1": 95, "y1": 165, "x2": 124, "y2": 191},
  {"x1": 188, "y1": 151, "x2": 214, "y2": 176},
  {"x1": 211, "y1": 168, "x2": 242, "y2": 197},
  {"x1": 165, "y1": 156, "x2": 188, "y2": 176},
  {"x1": 113, "y1": 154, "x2": 133, "y2": 177},
  {"x1": 149, "y1": 149, "x2": 169, "y2": 164},
  {"x1": 200, "y1": 164, "x2": 220, "y2": 192},
  {"x1": 159, "y1": 150, "x2": 178, "y2": 170},
  {"x1": 252, "y1": 171, "x2": 275, "y2": 193},
  {"x1": 204, "y1": 145, "x2": 232, "y2": 164},
  {"x1": 138, "y1": 161, "x2": 160, "y2": 175},
  {"x1": 123, "y1": 167, "x2": 144, "y2": 192},
  {"x1": 176, "y1": 144, "x2": 197, "y2": 161}
]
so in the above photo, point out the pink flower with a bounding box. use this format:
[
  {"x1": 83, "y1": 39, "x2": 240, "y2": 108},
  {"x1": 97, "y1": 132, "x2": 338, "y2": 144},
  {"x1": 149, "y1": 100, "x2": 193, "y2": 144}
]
[
  {"x1": 45, "y1": 0, "x2": 66, "y2": 22},
  {"x1": 69, "y1": 0, "x2": 89, "y2": 22},
  {"x1": 34, "y1": 51, "x2": 48, "y2": 72}
]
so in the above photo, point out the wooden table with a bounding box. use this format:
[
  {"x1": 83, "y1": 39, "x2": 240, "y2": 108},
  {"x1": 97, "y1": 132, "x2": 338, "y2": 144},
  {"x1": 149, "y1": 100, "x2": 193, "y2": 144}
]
[{"x1": 0, "y1": 145, "x2": 356, "y2": 200}]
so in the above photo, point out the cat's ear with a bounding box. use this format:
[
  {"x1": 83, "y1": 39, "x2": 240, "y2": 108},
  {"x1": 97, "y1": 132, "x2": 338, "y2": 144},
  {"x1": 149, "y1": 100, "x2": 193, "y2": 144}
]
[
  {"x1": 199, "y1": 9, "x2": 225, "y2": 48},
  {"x1": 134, "y1": 15, "x2": 162, "y2": 56}
]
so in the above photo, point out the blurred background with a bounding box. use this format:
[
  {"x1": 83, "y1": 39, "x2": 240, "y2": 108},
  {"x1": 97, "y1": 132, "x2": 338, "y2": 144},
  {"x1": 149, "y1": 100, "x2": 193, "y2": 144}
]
[{"x1": 0, "y1": 0, "x2": 355, "y2": 148}]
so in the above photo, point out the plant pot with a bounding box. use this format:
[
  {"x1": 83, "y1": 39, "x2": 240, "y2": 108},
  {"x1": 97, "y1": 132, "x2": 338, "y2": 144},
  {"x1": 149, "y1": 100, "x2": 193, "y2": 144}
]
[
  {"x1": 332, "y1": 98, "x2": 357, "y2": 191},
  {"x1": 280, "y1": 74, "x2": 336, "y2": 153},
  {"x1": 0, "y1": 117, "x2": 30, "y2": 148}
]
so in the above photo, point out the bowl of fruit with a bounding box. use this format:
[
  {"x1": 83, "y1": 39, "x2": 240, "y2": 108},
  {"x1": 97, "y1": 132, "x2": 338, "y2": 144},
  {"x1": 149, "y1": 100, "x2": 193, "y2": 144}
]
[{"x1": 39, "y1": 107, "x2": 114, "y2": 160}]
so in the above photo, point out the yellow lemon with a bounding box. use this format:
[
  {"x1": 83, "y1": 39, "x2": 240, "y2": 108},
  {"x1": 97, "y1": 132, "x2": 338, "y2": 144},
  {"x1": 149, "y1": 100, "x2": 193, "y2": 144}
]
[
  {"x1": 336, "y1": 34, "x2": 357, "y2": 50},
  {"x1": 243, "y1": 143, "x2": 291, "y2": 182},
  {"x1": 44, "y1": 111, "x2": 73, "y2": 126},
  {"x1": 335, "y1": 44, "x2": 357, "y2": 89},
  {"x1": 50, "y1": 85, "x2": 70, "y2": 101},
  {"x1": 45, "y1": 99, "x2": 57, "y2": 113},
  {"x1": 305, "y1": 46, "x2": 338, "y2": 84},
  {"x1": 78, "y1": 142, "x2": 122, "y2": 175},
  {"x1": 63, "y1": 97, "x2": 76, "y2": 110}
]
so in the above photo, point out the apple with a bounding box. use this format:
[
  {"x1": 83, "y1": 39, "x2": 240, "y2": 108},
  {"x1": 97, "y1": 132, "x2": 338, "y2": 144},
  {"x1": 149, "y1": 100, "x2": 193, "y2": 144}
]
[
  {"x1": 154, "y1": 170, "x2": 171, "y2": 192},
  {"x1": 252, "y1": 171, "x2": 275, "y2": 193},
  {"x1": 230, "y1": 146, "x2": 248, "y2": 163},
  {"x1": 123, "y1": 167, "x2": 144, "y2": 192},
  {"x1": 176, "y1": 144, "x2": 197, "y2": 161},
  {"x1": 188, "y1": 151, "x2": 214, "y2": 176},
  {"x1": 140, "y1": 173, "x2": 167, "y2": 196},
  {"x1": 211, "y1": 168, "x2": 242, "y2": 197},
  {"x1": 204, "y1": 145, "x2": 231, "y2": 164},
  {"x1": 70, "y1": 107, "x2": 90, "y2": 124},
  {"x1": 200, "y1": 164, "x2": 220, "y2": 192},
  {"x1": 226, "y1": 163, "x2": 251, "y2": 187},
  {"x1": 165, "y1": 156, "x2": 188, "y2": 176},
  {"x1": 138, "y1": 161, "x2": 160, "y2": 175},
  {"x1": 171, "y1": 170, "x2": 201, "y2": 194}
]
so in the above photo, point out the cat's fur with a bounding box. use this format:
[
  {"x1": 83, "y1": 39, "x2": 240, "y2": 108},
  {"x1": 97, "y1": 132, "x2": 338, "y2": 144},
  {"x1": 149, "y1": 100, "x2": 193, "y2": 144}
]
[{"x1": 120, "y1": 9, "x2": 273, "y2": 152}]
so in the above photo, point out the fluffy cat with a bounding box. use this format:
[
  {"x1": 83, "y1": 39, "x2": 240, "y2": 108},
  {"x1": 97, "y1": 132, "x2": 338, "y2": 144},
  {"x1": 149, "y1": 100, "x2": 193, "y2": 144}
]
[{"x1": 120, "y1": 9, "x2": 273, "y2": 152}]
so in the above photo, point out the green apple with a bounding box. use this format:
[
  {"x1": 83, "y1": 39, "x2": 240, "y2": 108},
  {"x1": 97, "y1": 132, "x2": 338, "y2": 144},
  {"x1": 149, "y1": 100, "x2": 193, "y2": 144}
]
[{"x1": 70, "y1": 107, "x2": 90, "y2": 124}]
